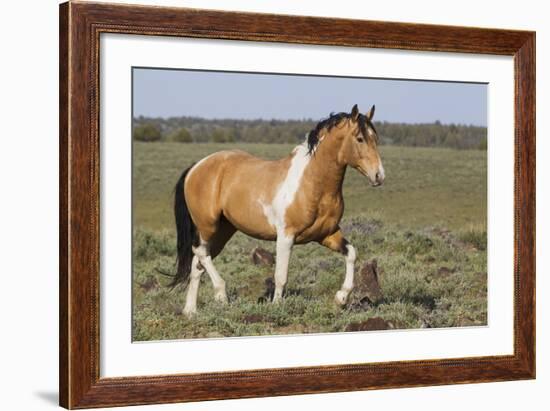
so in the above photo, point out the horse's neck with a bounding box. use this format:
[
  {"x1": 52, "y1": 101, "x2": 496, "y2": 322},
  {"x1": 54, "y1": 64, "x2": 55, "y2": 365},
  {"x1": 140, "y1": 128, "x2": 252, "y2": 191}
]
[{"x1": 299, "y1": 139, "x2": 347, "y2": 199}]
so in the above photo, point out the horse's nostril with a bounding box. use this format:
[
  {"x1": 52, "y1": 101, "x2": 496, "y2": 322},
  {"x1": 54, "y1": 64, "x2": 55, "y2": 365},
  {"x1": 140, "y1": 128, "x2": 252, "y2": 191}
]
[{"x1": 374, "y1": 171, "x2": 384, "y2": 185}]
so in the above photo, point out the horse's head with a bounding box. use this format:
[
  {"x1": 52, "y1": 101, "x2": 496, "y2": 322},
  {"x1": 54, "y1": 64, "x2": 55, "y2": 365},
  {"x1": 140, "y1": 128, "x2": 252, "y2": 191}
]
[{"x1": 339, "y1": 104, "x2": 385, "y2": 187}]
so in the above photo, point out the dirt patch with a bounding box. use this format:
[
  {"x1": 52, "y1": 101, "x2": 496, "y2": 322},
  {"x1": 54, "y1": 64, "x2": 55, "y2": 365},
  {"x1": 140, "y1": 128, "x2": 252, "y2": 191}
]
[
  {"x1": 345, "y1": 317, "x2": 395, "y2": 332},
  {"x1": 436, "y1": 266, "x2": 455, "y2": 277},
  {"x1": 243, "y1": 314, "x2": 267, "y2": 324}
]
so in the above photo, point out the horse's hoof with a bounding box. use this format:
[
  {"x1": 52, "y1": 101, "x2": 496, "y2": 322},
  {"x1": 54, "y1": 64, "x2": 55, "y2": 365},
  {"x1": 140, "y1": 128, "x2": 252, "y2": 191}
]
[
  {"x1": 334, "y1": 290, "x2": 349, "y2": 306},
  {"x1": 183, "y1": 307, "x2": 197, "y2": 317},
  {"x1": 215, "y1": 292, "x2": 228, "y2": 304}
]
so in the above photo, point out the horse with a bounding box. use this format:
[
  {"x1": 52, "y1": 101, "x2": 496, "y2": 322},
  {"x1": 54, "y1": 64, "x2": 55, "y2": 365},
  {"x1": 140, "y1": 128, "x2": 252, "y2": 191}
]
[{"x1": 171, "y1": 104, "x2": 385, "y2": 316}]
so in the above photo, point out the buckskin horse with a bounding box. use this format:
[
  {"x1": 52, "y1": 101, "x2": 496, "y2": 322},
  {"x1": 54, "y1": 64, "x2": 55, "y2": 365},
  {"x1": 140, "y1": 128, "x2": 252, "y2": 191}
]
[{"x1": 171, "y1": 104, "x2": 385, "y2": 315}]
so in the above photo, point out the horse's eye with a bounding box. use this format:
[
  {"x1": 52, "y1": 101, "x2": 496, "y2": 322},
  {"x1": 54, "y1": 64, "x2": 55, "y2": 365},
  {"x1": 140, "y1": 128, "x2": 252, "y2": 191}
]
[{"x1": 356, "y1": 137, "x2": 364, "y2": 143}]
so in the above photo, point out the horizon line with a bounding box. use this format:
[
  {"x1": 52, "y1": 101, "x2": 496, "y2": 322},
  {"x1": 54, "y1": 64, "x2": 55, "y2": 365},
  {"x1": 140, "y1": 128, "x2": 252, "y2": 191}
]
[{"x1": 132, "y1": 115, "x2": 487, "y2": 128}]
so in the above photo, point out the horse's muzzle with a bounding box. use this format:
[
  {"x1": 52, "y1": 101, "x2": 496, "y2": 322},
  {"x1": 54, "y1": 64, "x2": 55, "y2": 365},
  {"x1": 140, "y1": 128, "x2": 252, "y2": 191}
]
[
  {"x1": 356, "y1": 165, "x2": 384, "y2": 187},
  {"x1": 371, "y1": 170, "x2": 385, "y2": 186},
  {"x1": 364, "y1": 169, "x2": 384, "y2": 187}
]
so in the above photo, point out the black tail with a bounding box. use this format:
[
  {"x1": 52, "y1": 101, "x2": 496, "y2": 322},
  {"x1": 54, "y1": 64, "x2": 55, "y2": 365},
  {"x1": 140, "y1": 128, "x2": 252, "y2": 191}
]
[{"x1": 169, "y1": 165, "x2": 197, "y2": 288}]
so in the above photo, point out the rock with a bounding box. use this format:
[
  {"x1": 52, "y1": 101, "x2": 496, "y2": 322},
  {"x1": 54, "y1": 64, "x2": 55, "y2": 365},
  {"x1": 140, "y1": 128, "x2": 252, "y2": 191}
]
[
  {"x1": 252, "y1": 247, "x2": 275, "y2": 266},
  {"x1": 421, "y1": 319, "x2": 432, "y2": 328},
  {"x1": 257, "y1": 277, "x2": 275, "y2": 303},
  {"x1": 243, "y1": 314, "x2": 266, "y2": 324},
  {"x1": 349, "y1": 259, "x2": 384, "y2": 307},
  {"x1": 345, "y1": 317, "x2": 395, "y2": 332}
]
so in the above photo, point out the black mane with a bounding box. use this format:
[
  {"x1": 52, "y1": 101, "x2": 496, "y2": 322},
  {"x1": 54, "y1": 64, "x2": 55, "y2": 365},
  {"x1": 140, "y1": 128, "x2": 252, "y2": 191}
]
[{"x1": 306, "y1": 112, "x2": 377, "y2": 155}]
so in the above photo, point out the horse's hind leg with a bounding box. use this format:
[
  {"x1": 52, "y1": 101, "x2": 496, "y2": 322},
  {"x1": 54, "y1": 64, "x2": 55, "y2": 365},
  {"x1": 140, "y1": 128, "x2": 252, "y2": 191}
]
[
  {"x1": 183, "y1": 255, "x2": 205, "y2": 316},
  {"x1": 319, "y1": 228, "x2": 356, "y2": 306},
  {"x1": 194, "y1": 218, "x2": 236, "y2": 304}
]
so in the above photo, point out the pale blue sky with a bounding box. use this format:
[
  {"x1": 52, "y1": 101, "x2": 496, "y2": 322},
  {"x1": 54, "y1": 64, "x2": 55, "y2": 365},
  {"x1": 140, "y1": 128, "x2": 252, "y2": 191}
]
[{"x1": 133, "y1": 68, "x2": 487, "y2": 126}]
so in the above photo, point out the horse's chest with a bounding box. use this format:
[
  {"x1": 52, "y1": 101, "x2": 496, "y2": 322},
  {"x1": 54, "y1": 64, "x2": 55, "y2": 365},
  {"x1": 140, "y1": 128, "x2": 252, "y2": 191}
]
[{"x1": 293, "y1": 195, "x2": 344, "y2": 243}]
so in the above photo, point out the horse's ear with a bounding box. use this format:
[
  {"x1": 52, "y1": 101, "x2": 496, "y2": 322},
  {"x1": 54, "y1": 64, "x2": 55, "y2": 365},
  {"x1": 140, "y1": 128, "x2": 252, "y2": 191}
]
[
  {"x1": 351, "y1": 104, "x2": 360, "y2": 121},
  {"x1": 366, "y1": 105, "x2": 375, "y2": 121}
]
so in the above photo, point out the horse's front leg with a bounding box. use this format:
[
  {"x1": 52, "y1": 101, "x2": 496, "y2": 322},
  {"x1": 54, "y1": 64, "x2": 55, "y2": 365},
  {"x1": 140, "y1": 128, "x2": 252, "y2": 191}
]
[
  {"x1": 320, "y1": 228, "x2": 356, "y2": 306},
  {"x1": 272, "y1": 234, "x2": 294, "y2": 302}
]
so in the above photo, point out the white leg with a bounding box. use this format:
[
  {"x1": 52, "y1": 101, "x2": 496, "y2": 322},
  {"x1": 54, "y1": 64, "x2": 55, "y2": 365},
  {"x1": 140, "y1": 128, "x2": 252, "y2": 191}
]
[
  {"x1": 273, "y1": 234, "x2": 294, "y2": 302},
  {"x1": 200, "y1": 255, "x2": 227, "y2": 303},
  {"x1": 335, "y1": 244, "x2": 356, "y2": 306},
  {"x1": 194, "y1": 241, "x2": 228, "y2": 303},
  {"x1": 183, "y1": 256, "x2": 204, "y2": 316}
]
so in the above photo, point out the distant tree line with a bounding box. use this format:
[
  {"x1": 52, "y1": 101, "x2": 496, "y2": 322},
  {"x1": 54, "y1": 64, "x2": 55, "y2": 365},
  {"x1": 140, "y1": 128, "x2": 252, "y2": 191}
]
[{"x1": 133, "y1": 116, "x2": 487, "y2": 150}]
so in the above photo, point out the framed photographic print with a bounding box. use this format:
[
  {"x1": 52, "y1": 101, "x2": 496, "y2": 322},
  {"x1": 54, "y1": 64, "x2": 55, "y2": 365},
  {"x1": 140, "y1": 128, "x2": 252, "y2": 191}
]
[{"x1": 59, "y1": 1, "x2": 535, "y2": 408}]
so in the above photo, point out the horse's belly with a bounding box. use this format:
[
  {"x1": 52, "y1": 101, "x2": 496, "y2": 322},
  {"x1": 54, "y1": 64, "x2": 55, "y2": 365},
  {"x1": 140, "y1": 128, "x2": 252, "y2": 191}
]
[
  {"x1": 222, "y1": 199, "x2": 278, "y2": 241},
  {"x1": 224, "y1": 199, "x2": 340, "y2": 244}
]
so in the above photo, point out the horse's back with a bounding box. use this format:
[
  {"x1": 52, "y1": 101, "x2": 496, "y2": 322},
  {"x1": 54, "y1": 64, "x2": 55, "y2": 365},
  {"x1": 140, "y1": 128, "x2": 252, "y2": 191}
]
[{"x1": 188, "y1": 149, "x2": 286, "y2": 183}]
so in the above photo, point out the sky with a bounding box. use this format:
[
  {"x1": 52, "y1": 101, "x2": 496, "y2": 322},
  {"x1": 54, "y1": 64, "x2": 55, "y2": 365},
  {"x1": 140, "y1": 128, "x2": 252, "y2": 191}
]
[{"x1": 133, "y1": 68, "x2": 487, "y2": 126}]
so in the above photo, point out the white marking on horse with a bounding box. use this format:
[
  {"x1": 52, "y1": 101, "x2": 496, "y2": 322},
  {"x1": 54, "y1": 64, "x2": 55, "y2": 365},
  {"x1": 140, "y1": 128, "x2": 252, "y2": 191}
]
[
  {"x1": 183, "y1": 256, "x2": 204, "y2": 316},
  {"x1": 335, "y1": 244, "x2": 356, "y2": 305},
  {"x1": 273, "y1": 234, "x2": 294, "y2": 302},
  {"x1": 193, "y1": 238, "x2": 228, "y2": 303},
  {"x1": 378, "y1": 163, "x2": 386, "y2": 181},
  {"x1": 260, "y1": 143, "x2": 310, "y2": 302},
  {"x1": 260, "y1": 142, "x2": 310, "y2": 234}
]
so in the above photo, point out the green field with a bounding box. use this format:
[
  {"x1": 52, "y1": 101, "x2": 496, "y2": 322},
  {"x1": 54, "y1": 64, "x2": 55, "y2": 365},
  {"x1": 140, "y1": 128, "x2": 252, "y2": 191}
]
[{"x1": 132, "y1": 142, "x2": 487, "y2": 340}]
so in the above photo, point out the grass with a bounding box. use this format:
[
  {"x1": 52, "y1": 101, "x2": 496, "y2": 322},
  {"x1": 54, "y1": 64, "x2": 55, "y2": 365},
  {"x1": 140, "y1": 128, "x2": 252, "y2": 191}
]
[
  {"x1": 132, "y1": 142, "x2": 487, "y2": 341},
  {"x1": 133, "y1": 142, "x2": 487, "y2": 231}
]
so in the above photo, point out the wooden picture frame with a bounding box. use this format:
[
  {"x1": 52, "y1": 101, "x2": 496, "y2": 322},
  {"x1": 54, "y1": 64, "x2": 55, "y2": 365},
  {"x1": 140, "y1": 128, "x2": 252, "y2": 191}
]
[{"x1": 59, "y1": 1, "x2": 535, "y2": 408}]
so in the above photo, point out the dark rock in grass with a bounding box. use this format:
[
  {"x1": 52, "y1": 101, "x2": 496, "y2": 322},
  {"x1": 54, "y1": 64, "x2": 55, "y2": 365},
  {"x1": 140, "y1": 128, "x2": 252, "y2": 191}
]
[
  {"x1": 436, "y1": 266, "x2": 455, "y2": 277},
  {"x1": 257, "y1": 277, "x2": 275, "y2": 303},
  {"x1": 243, "y1": 314, "x2": 267, "y2": 324},
  {"x1": 349, "y1": 259, "x2": 384, "y2": 308},
  {"x1": 345, "y1": 317, "x2": 395, "y2": 332},
  {"x1": 252, "y1": 247, "x2": 275, "y2": 266},
  {"x1": 421, "y1": 319, "x2": 432, "y2": 328},
  {"x1": 139, "y1": 275, "x2": 160, "y2": 292},
  {"x1": 410, "y1": 294, "x2": 437, "y2": 311}
]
